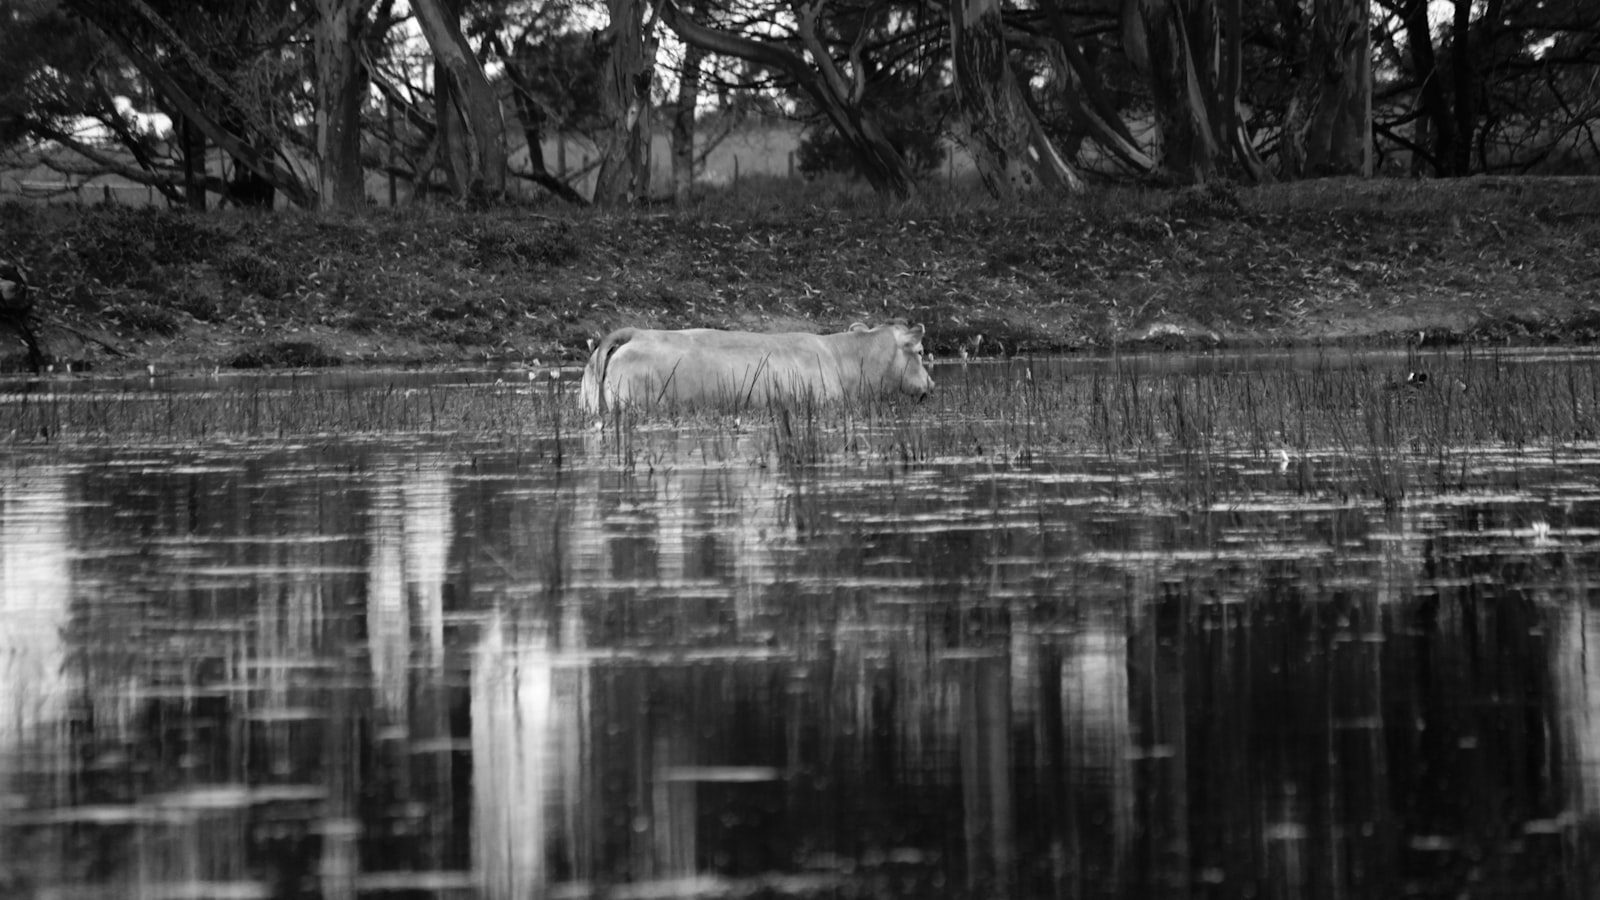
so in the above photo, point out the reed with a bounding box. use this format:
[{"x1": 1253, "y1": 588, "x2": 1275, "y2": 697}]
[
  {"x1": 0, "y1": 374, "x2": 567, "y2": 453},
  {"x1": 597, "y1": 349, "x2": 1599, "y2": 487},
  {"x1": 4, "y1": 350, "x2": 1597, "y2": 511}
]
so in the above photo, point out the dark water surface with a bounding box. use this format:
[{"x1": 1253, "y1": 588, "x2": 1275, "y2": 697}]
[{"x1": 3, "y1": 352, "x2": 1600, "y2": 899}]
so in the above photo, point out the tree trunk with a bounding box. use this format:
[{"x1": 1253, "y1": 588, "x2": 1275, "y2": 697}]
[
  {"x1": 594, "y1": 0, "x2": 659, "y2": 205},
  {"x1": 1038, "y1": 0, "x2": 1158, "y2": 176},
  {"x1": 1305, "y1": 0, "x2": 1371, "y2": 176},
  {"x1": 219, "y1": 106, "x2": 278, "y2": 209},
  {"x1": 1218, "y1": 0, "x2": 1269, "y2": 180},
  {"x1": 413, "y1": 0, "x2": 508, "y2": 201},
  {"x1": 670, "y1": 8, "x2": 706, "y2": 205},
  {"x1": 794, "y1": 1, "x2": 918, "y2": 198},
  {"x1": 312, "y1": 0, "x2": 370, "y2": 211},
  {"x1": 1399, "y1": 0, "x2": 1454, "y2": 175},
  {"x1": 1123, "y1": 0, "x2": 1219, "y2": 183},
  {"x1": 435, "y1": 62, "x2": 468, "y2": 198},
  {"x1": 226, "y1": 163, "x2": 277, "y2": 209},
  {"x1": 950, "y1": 0, "x2": 1083, "y2": 198},
  {"x1": 1283, "y1": 0, "x2": 1371, "y2": 177},
  {"x1": 1447, "y1": 0, "x2": 1474, "y2": 176},
  {"x1": 1123, "y1": 0, "x2": 1268, "y2": 183},
  {"x1": 180, "y1": 115, "x2": 206, "y2": 210}
]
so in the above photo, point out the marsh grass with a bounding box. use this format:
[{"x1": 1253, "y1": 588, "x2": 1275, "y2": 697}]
[
  {"x1": 698, "y1": 348, "x2": 1600, "y2": 506},
  {"x1": 4, "y1": 351, "x2": 1598, "y2": 509},
  {"x1": 0, "y1": 376, "x2": 567, "y2": 454}
]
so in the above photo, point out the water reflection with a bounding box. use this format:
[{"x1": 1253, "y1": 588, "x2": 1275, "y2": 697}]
[
  {"x1": 0, "y1": 462, "x2": 71, "y2": 789},
  {"x1": 2, "y1": 390, "x2": 1600, "y2": 896},
  {"x1": 367, "y1": 460, "x2": 452, "y2": 717},
  {"x1": 472, "y1": 616, "x2": 566, "y2": 899},
  {"x1": 1555, "y1": 604, "x2": 1600, "y2": 821}
]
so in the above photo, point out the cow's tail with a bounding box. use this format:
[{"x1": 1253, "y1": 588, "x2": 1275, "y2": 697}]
[{"x1": 580, "y1": 327, "x2": 638, "y2": 416}]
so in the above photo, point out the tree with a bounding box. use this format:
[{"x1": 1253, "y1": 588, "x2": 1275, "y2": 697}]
[
  {"x1": 1280, "y1": 0, "x2": 1371, "y2": 177},
  {"x1": 1475, "y1": 4, "x2": 1600, "y2": 172},
  {"x1": 414, "y1": 0, "x2": 509, "y2": 201},
  {"x1": 668, "y1": 0, "x2": 708, "y2": 203},
  {"x1": 593, "y1": 0, "x2": 660, "y2": 204},
  {"x1": 0, "y1": 1, "x2": 189, "y2": 204},
  {"x1": 795, "y1": 46, "x2": 946, "y2": 183},
  {"x1": 1120, "y1": 0, "x2": 1266, "y2": 183},
  {"x1": 950, "y1": 0, "x2": 1083, "y2": 197},
  {"x1": 485, "y1": 13, "x2": 594, "y2": 205},
  {"x1": 661, "y1": 0, "x2": 917, "y2": 199},
  {"x1": 312, "y1": 0, "x2": 376, "y2": 210},
  {"x1": 61, "y1": 0, "x2": 322, "y2": 208},
  {"x1": 11, "y1": 0, "x2": 1595, "y2": 211},
  {"x1": 1374, "y1": 0, "x2": 1600, "y2": 175},
  {"x1": 1035, "y1": 0, "x2": 1160, "y2": 177}
]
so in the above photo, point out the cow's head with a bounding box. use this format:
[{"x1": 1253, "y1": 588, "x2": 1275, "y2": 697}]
[
  {"x1": 888, "y1": 322, "x2": 934, "y2": 399},
  {"x1": 0, "y1": 260, "x2": 30, "y2": 312}
]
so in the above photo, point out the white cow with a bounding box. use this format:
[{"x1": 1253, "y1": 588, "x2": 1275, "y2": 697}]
[{"x1": 579, "y1": 321, "x2": 934, "y2": 414}]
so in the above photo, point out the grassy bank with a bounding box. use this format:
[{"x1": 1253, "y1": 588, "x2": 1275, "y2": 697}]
[{"x1": 1, "y1": 176, "x2": 1597, "y2": 374}]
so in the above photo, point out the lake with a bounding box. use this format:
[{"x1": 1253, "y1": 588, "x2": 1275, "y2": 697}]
[{"x1": 2, "y1": 348, "x2": 1599, "y2": 899}]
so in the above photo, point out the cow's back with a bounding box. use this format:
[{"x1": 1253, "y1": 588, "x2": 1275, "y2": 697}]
[{"x1": 619, "y1": 329, "x2": 840, "y2": 408}]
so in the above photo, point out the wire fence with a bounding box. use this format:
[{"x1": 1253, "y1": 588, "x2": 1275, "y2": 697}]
[
  {"x1": 1, "y1": 134, "x2": 811, "y2": 208},
  {"x1": 6, "y1": 179, "x2": 167, "y2": 207}
]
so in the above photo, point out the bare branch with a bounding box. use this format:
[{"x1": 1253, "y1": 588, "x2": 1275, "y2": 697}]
[{"x1": 82, "y1": 19, "x2": 316, "y2": 207}]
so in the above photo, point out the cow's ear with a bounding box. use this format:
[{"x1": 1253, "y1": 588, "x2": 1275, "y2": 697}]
[{"x1": 849, "y1": 322, "x2": 869, "y2": 332}]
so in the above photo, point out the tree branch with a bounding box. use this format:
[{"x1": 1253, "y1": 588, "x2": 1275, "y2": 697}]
[
  {"x1": 84, "y1": 21, "x2": 316, "y2": 207},
  {"x1": 28, "y1": 125, "x2": 185, "y2": 202}
]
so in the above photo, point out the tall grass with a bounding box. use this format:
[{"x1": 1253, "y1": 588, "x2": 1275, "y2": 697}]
[
  {"x1": 4, "y1": 350, "x2": 1598, "y2": 509},
  {"x1": 0, "y1": 375, "x2": 568, "y2": 454},
  {"x1": 802, "y1": 350, "x2": 1594, "y2": 504}
]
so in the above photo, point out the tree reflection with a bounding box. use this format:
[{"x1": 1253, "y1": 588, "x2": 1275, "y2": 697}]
[{"x1": 1, "y1": 439, "x2": 1598, "y2": 897}]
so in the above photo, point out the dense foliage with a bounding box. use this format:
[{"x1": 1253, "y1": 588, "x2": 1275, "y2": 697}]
[{"x1": 0, "y1": 0, "x2": 1597, "y2": 209}]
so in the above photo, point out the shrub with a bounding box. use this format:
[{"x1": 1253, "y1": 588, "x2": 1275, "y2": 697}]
[
  {"x1": 227, "y1": 340, "x2": 340, "y2": 369},
  {"x1": 170, "y1": 284, "x2": 224, "y2": 323},
  {"x1": 1168, "y1": 181, "x2": 1245, "y2": 221},
  {"x1": 60, "y1": 208, "x2": 221, "y2": 286},
  {"x1": 106, "y1": 301, "x2": 183, "y2": 336},
  {"x1": 219, "y1": 246, "x2": 294, "y2": 298},
  {"x1": 462, "y1": 219, "x2": 583, "y2": 270}
]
